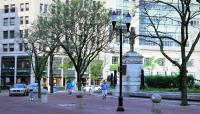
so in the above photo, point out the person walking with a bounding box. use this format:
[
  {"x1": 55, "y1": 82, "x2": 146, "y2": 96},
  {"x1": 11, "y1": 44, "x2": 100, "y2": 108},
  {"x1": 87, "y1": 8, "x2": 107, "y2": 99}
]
[
  {"x1": 29, "y1": 88, "x2": 34, "y2": 101},
  {"x1": 101, "y1": 80, "x2": 108, "y2": 99},
  {"x1": 67, "y1": 80, "x2": 73, "y2": 95}
]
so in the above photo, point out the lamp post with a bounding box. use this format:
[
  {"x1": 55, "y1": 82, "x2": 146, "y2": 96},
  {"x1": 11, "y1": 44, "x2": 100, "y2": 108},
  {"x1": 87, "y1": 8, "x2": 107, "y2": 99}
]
[{"x1": 111, "y1": 11, "x2": 131, "y2": 112}]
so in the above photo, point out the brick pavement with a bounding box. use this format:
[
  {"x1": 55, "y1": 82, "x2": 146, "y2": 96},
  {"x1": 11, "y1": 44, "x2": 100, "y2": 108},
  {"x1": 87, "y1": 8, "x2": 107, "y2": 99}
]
[{"x1": 0, "y1": 91, "x2": 200, "y2": 114}]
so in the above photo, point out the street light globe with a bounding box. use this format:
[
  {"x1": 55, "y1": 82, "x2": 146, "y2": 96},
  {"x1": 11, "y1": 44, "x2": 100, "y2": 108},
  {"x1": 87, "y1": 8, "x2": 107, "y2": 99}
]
[
  {"x1": 125, "y1": 13, "x2": 131, "y2": 31},
  {"x1": 111, "y1": 11, "x2": 117, "y2": 29}
]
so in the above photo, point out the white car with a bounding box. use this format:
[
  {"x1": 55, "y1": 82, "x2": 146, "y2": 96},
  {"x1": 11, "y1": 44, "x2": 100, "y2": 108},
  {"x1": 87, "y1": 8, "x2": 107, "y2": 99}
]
[
  {"x1": 82, "y1": 85, "x2": 101, "y2": 93},
  {"x1": 27, "y1": 83, "x2": 47, "y2": 93},
  {"x1": 27, "y1": 83, "x2": 38, "y2": 92},
  {"x1": 9, "y1": 84, "x2": 28, "y2": 96}
]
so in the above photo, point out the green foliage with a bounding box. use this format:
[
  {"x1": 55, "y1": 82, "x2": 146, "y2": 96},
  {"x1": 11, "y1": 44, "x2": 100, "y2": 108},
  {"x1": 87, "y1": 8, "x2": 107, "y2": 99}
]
[
  {"x1": 90, "y1": 59, "x2": 103, "y2": 81},
  {"x1": 144, "y1": 57, "x2": 159, "y2": 74},
  {"x1": 110, "y1": 64, "x2": 119, "y2": 71},
  {"x1": 145, "y1": 75, "x2": 195, "y2": 88},
  {"x1": 144, "y1": 87, "x2": 200, "y2": 93},
  {"x1": 144, "y1": 88, "x2": 179, "y2": 92},
  {"x1": 58, "y1": 58, "x2": 73, "y2": 70},
  {"x1": 45, "y1": 0, "x2": 111, "y2": 91}
]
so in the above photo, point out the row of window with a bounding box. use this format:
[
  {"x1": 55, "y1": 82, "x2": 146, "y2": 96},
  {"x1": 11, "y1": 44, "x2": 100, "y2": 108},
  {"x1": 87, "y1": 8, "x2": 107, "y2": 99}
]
[
  {"x1": 40, "y1": 4, "x2": 48, "y2": 13},
  {"x1": 144, "y1": 58, "x2": 194, "y2": 67},
  {"x1": 3, "y1": 29, "x2": 28, "y2": 39},
  {"x1": 4, "y1": 3, "x2": 48, "y2": 14},
  {"x1": 111, "y1": 56, "x2": 194, "y2": 67},
  {"x1": 3, "y1": 16, "x2": 29, "y2": 26},
  {"x1": 2, "y1": 43, "x2": 27, "y2": 52},
  {"x1": 4, "y1": 4, "x2": 16, "y2": 13},
  {"x1": 1, "y1": 57, "x2": 30, "y2": 70},
  {"x1": 4, "y1": 3, "x2": 29, "y2": 13},
  {"x1": 3, "y1": 43, "x2": 14, "y2": 52},
  {"x1": 3, "y1": 17, "x2": 15, "y2": 26}
]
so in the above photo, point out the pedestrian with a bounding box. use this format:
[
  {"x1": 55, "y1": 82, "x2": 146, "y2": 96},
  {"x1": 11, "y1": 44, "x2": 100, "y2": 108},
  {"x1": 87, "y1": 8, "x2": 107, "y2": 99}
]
[
  {"x1": 29, "y1": 88, "x2": 34, "y2": 101},
  {"x1": 101, "y1": 80, "x2": 108, "y2": 99},
  {"x1": 67, "y1": 80, "x2": 73, "y2": 95}
]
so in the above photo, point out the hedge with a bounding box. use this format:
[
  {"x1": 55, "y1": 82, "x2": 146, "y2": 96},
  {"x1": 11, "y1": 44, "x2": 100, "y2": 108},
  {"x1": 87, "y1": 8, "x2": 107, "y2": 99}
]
[{"x1": 145, "y1": 74, "x2": 194, "y2": 88}]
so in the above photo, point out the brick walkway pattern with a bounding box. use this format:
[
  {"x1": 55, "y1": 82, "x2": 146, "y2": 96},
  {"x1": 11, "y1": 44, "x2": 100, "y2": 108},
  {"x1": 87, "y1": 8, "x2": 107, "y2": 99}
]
[{"x1": 0, "y1": 91, "x2": 200, "y2": 114}]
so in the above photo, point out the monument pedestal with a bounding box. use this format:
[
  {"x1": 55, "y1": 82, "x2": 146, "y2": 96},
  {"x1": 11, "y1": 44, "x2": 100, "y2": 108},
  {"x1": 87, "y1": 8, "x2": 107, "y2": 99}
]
[{"x1": 113, "y1": 51, "x2": 143, "y2": 97}]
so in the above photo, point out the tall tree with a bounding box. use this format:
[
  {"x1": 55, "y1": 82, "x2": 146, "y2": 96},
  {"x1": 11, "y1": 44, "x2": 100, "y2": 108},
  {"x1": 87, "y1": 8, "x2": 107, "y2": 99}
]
[
  {"x1": 49, "y1": 0, "x2": 112, "y2": 91},
  {"x1": 24, "y1": 15, "x2": 60, "y2": 98},
  {"x1": 139, "y1": 0, "x2": 200, "y2": 105}
]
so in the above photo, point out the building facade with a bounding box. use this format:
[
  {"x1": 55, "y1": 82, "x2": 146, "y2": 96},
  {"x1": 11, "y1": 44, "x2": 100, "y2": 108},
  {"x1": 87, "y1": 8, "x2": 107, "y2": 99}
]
[
  {"x1": 0, "y1": 0, "x2": 53, "y2": 87},
  {"x1": 101, "y1": 0, "x2": 200, "y2": 81},
  {"x1": 0, "y1": 0, "x2": 200, "y2": 88}
]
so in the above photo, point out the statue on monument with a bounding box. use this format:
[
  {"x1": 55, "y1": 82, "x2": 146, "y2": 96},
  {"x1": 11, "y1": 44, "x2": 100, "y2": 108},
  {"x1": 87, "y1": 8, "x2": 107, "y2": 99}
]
[{"x1": 129, "y1": 27, "x2": 136, "y2": 52}]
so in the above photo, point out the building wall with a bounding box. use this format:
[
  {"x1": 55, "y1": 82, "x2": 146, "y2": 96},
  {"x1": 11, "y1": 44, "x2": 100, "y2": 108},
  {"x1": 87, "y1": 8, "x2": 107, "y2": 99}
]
[
  {"x1": 100, "y1": 0, "x2": 200, "y2": 80},
  {"x1": 0, "y1": 0, "x2": 53, "y2": 86}
]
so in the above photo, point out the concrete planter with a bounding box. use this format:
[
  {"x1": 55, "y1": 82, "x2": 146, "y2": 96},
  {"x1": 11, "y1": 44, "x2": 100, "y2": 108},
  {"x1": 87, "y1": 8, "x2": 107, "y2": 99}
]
[
  {"x1": 41, "y1": 89, "x2": 48, "y2": 103},
  {"x1": 76, "y1": 91, "x2": 83, "y2": 109}
]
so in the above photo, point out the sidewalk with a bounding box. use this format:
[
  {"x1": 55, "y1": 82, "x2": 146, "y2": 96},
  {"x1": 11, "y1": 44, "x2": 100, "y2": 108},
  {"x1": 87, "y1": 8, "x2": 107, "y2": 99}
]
[
  {"x1": 129, "y1": 91, "x2": 200, "y2": 101},
  {"x1": 2, "y1": 91, "x2": 200, "y2": 114},
  {"x1": 1, "y1": 90, "x2": 200, "y2": 114}
]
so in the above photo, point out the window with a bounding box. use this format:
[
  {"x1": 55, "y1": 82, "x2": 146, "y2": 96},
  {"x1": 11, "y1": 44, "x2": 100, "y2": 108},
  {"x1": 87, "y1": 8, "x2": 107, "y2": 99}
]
[
  {"x1": 24, "y1": 43, "x2": 28, "y2": 51},
  {"x1": 191, "y1": 20, "x2": 199, "y2": 26},
  {"x1": 9, "y1": 43, "x2": 14, "y2": 52},
  {"x1": 144, "y1": 58, "x2": 151, "y2": 65},
  {"x1": 40, "y1": 4, "x2": 43, "y2": 12},
  {"x1": 10, "y1": 4, "x2": 15, "y2": 12},
  {"x1": 3, "y1": 18, "x2": 9, "y2": 26},
  {"x1": 116, "y1": 9, "x2": 122, "y2": 16},
  {"x1": 25, "y1": 3, "x2": 29, "y2": 11},
  {"x1": 112, "y1": 56, "x2": 119, "y2": 64},
  {"x1": 19, "y1": 30, "x2": 23, "y2": 38},
  {"x1": 25, "y1": 16, "x2": 29, "y2": 24},
  {"x1": 20, "y1": 17, "x2": 23, "y2": 25},
  {"x1": 44, "y1": 4, "x2": 48, "y2": 13},
  {"x1": 3, "y1": 44, "x2": 8, "y2": 52},
  {"x1": 3, "y1": 31, "x2": 8, "y2": 39},
  {"x1": 158, "y1": 58, "x2": 165, "y2": 66},
  {"x1": 20, "y1": 3, "x2": 24, "y2": 11},
  {"x1": 10, "y1": 17, "x2": 15, "y2": 26},
  {"x1": 24, "y1": 29, "x2": 28, "y2": 37},
  {"x1": 19, "y1": 43, "x2": 23, "y2": 51},
  {"x1": 187, "y1": 59, "x2": 194, "y2": 67},
  {"x1": 10, "y1": 30, "x2": 15, "y2": 38},
  {"x1": 4, "y1": 5, "x2": 9, "y2": 13}
]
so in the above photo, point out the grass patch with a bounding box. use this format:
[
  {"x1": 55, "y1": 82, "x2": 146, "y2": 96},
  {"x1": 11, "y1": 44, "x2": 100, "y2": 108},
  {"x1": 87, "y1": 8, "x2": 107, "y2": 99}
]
[{"x1": 144, "y1": 88, "x2": 200, "y2": 93}]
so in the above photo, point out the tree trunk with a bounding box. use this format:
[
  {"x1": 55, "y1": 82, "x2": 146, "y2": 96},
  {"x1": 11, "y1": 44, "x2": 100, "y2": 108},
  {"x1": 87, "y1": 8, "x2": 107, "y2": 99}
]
[
  {"x1": 180, "y1": 65, "x2": 188, "y2": 106},
  {"x1": 77, "y1": 73, "x2": 82, "y2": 91},
  {"x1": 37, "y1": 78, "x2": 41, "y2": 98},
  {"x1": 49, "y1": 54, "x2": 54, "y2": 93}
]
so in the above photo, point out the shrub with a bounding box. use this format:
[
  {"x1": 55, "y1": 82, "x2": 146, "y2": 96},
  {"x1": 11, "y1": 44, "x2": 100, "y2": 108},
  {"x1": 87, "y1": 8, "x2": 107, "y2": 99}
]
[{"x1": 145, "y1": 74, "x2": 195, "y2": 88}]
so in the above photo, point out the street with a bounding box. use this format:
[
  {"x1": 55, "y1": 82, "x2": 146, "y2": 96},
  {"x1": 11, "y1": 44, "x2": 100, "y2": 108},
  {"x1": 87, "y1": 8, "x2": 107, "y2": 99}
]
[{"x1": 0, "y1": 91, "x2": 200, "y2": 114}]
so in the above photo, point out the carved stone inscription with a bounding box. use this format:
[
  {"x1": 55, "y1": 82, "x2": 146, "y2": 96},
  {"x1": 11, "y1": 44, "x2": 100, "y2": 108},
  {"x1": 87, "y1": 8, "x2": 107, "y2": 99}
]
[{"x1": 123, "y1": 56, "x2": 143, "y2": 64}]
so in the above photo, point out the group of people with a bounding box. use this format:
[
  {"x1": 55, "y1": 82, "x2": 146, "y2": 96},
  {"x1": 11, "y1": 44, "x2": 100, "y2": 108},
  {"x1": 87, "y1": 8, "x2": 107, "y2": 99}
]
[
  {"x1": 65, "y1": 80, "x2": 108, "y2": 99},
  {"x1": 28, "y1": 80, "x2": 108, "y2": 101}
]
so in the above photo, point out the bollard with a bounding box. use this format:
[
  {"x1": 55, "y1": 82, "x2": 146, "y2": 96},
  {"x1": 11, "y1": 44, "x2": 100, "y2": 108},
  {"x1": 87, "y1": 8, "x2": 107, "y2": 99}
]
[
  {"x1": 76, "y1": 91, "x2": 83, "y2": 109},
  {"x1": 151, "y1": 93, "x2": 161, "y2": 114},
  {"x1": 53, "y1": 86, "x2": 56, "y2": 93},
  {"x1": 41, "y1": 89, "x2": 48, "y2": 103}
]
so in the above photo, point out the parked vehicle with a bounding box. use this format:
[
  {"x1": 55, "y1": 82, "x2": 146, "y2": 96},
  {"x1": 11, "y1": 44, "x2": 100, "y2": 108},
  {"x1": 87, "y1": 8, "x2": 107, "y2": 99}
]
[
  {"x1": 9, "y1": 84, "x2": 28, "y2": 96},
  {"x1": 27, "y1": 83, "x2": 38, "y2": 92},
  {"x1": 82, "y1": 85, "x2": 101, "y2": 93}
]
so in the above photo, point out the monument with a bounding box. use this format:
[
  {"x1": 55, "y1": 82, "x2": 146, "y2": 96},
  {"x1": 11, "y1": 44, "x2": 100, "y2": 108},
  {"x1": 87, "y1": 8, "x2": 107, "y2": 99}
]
[{"x1": 113, "y1": 27, "x2": 143, "y2": 96}]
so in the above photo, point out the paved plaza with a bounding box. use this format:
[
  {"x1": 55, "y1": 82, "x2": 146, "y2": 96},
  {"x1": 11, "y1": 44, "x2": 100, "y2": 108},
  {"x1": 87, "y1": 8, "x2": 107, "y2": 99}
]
[{"x1": 0, "y1": 91, "x2": 200, "y2": 114}]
